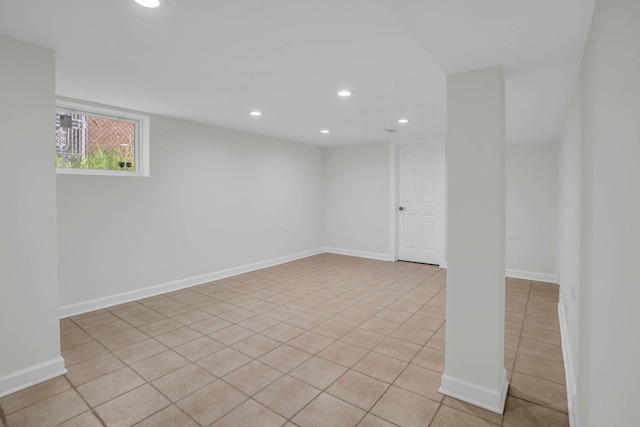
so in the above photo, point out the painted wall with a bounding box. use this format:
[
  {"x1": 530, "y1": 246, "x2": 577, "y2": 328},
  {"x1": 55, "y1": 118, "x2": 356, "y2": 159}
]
[
  {"x1": 0, "y1": 35, "x2": 63, "y2": 396},
  {"x1": 579, "y1": 0, "x2": 640, "y2": 425},
  {"x1": 558, "y1": 74, "x2": 582, "y2": 412},
  {"x1": 322, "y1": 137, "x2": 555, "y2": 279},
  {"x1": 558, "y1": 0, "x2": 640, "y2": 425},
  {"x1": 57, "y1": 110, "x2": 325, "y2": 310},
  {"x1": 323, "y1": 141, "x2": 391, "y2": 259},
  {"x1": 505, "y1": 143, "x2": 559, "y2": 281},
  {"x1": 443, "y1": 66, "x2": 507, "y2": 412}
]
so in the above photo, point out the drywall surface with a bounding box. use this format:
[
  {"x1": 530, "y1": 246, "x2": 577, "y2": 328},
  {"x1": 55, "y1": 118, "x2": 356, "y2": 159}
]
[
  {"x1": 558, "y1": 73, "x2": 582, "y2": 414},
  {"x1": 0, "y1": 35, "x2": 62, "y2": 391},
  {"x1": 323, "y1": 141, "x2": 391, "y2": 258},
  {"x1": 506, "y1": 143, "x2": 559, "y2": 279},
  {"x1": 57, "y1": 111, "x2": 324, "y2": 307},
  {"x1": 443, "y1": 66, "x2": 507, "y2": 411},
  {"x1": 557, "y1": 0, "x2": 640, "y2": 425},
  {"x1": 573, "y1": 0, "x2": 640, "y2": 425}
]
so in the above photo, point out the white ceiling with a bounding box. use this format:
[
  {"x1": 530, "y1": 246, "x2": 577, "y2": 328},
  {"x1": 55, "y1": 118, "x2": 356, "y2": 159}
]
[{"x1": 0, "y1": 0, "x2": 594, "y2": 146}]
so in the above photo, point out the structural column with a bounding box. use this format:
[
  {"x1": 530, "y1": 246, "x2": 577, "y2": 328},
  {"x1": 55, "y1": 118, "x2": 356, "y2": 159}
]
[
  {"x1": 440, "y1": 66, "x2": 507, "y2": 413},
  {"x1": 0, "y1": 35, "x2": 64, "y2": 397}
]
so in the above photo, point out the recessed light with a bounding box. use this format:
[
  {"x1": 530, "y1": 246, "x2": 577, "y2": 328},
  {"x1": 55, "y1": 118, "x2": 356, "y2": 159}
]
[
  {"x1": 250, "y1": 111, "x2": 262, "y2": 116},
  {"x1": 320, "y1": 129, "x2": 330, "y2": 134},
  {"x1": 397, "y1": 118, "x2": 409, "y2": 124},
  {"x1": 337, "y1": 90, "x2": 352, "y2": 97},
  {"x1": 134, "y1": 0, "x2": 160, "y2": 8}
]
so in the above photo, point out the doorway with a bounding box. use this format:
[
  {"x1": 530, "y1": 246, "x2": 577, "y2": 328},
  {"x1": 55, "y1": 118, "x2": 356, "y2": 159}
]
[{"x1": 394, "y1": 141, "x2": 445, "y2": 265}]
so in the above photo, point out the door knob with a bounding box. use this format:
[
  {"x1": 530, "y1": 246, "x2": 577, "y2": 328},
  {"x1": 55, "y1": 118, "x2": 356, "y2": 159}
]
[{"x1": 399, "y1": 206, "x2": 406, "y2": 211}]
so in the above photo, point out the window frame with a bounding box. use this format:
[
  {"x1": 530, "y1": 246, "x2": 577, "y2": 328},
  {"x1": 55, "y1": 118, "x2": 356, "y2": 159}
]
[{"x1": 55, "y1": 100, "x2": 150, "y2": 177}]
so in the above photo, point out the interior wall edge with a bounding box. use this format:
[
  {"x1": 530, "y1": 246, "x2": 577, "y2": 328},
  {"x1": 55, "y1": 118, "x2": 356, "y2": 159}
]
[
  {"x1": 439, "y1": 369, "x2": 509, "y2": 415},
  {"x1": 323, "y1": 247, "x2": 393, "y2": 262},
  {"x1": 0, "y1": 357, "x2": 66, "y2": 399},
  {"x1": 505, "y1": 269, "x2": 558, "y2": 284},
  {"x1": 559, "y1": 294, "x2": 580, "y2": 427},
  {"x1": 59, "y1": 247, "x2": 324, "y2": 319}
]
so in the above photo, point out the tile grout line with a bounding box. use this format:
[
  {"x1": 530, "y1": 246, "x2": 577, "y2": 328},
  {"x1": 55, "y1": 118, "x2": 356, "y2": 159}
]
[
  {"x1": 281, "y1": 274, "x2": 444, "y2": 427},
  {"x1": 114, "y1": 298, "x2": 257, "y2": 426},
  {"x1": 73, "y1": 298, "x2": 248, "y2": 426},
  {"x1": 68, "y1": 303, "x2": 232, "y2": 426},
  {"x1": 122, "y1": 271, "x2": 372, "y2": 425},
  {"x1": 503, "y1": 280, "x2": 570, "y2": 419},
  {"x1": 500, "y1": 280, "x2": 533, "y2": 427},
  {"x1": 419, "y1": 283, "x2": 449, "y2": 427},
  {"x1": 0, "y1": 402, "x2": 8, "y2": 427},
  {"x1": 51, "y1": 257, "x2": 558, "y2": 426},
  {"x1": 348, "y1": 269, "x2": 445, "y2": 426},
  {"x1": 223, "y1": 269, "x2": 440, "y2": 426},
  {"x1": 60, "y1": 319, "x2": 110, "y2": 427},
  {"x1": 68, "y1": 262, "x2": 427, "y2": 424}
]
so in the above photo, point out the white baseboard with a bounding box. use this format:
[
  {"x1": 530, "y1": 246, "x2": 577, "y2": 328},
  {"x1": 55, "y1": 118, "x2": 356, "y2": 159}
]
[
  {"x1": 439, "y1": 369, "x2": 509, "y2": 414},
  {"x1": 558, "y1": 296, "x2": 579, "y2": 427},
  {"x1": 60, "y1": 248, "x2": 324, "y2": 318},
  {"x1": 323, "y1": 247, "x2": 393, "y2": 262},
  {"x1": 506, "y1": 269, "x2": 558, "y2": 284},
  {"x1": 439, "y1": 261, "x2": 447, "y2": 269},
  {"x1": 0, "y1": 357, "x2": 67, "y2": 399}
]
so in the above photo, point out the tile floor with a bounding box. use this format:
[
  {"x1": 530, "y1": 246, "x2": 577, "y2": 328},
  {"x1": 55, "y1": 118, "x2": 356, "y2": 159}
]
[{"x1": 0, "y1": 254, "x2": 569, "y2": 426}]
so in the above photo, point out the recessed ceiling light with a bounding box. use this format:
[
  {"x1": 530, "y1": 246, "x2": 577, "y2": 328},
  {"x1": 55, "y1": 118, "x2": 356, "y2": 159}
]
[
  {"x1": 134, "y1": 0, "x2": 160, "y2": 8},
  {"x1": 320, "y1": 129, "x2": 330, "y2": 134},
  {"x1": 337, "y1": 90, "x2": 352, "y2": 97},
  {"x1": 250, "y1": 111, "x2": 262, "y2": 116},
  {"x1": 397, "y1": 119, "x2": 409, "y2": 124}
]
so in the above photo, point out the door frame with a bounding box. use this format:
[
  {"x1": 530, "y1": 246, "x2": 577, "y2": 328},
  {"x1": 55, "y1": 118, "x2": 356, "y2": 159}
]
[{"x1": 390, "y1": 138, "x2": 447, "y2": 266}]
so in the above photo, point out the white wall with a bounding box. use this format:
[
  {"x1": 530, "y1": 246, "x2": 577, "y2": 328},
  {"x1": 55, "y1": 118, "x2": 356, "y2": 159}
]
[
  {"x1": 443, "y1": 66, "x2": 507, "y2": 413},
  {"x1": 57, "y1": 109, "x2": 325, "y2": 311},
  {"x1": 323, "y1": 141, "x2": 391, "y2": 259},
  {"x1": 0, "y1": 35, "x2": 64, "y2": 396},
  {"x1": 506, "y1": 143, "x2": 559, "y2": 281},
  {"x1": 558, "y1": 0, "x2": 640, "y2": 425},
  {"x1": 579, "y1": 0, "x2": 640, "y2": 425},
  {"x1": 558, "y1": 74, "x2": 582, "y2": 413}
]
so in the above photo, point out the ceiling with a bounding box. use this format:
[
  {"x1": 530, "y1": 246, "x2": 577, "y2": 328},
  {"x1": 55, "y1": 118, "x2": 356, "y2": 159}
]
[{"x1": 0, "y1": 0, "x2": 594, "y2": 146}]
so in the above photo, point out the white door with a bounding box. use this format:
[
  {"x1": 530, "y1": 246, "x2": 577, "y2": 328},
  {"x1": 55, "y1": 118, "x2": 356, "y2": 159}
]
[{"x1": 398, "y1": 143, "x2": 439, "y2": 264}]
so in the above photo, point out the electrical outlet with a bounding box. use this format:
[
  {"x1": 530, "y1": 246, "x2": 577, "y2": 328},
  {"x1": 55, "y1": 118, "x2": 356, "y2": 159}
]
[
  {"x1": 507, "y1": 234, "x2": 519, "y2": 241},
  {"x1": 181, "y1": 238, "x2": 192, "y2": 247}
]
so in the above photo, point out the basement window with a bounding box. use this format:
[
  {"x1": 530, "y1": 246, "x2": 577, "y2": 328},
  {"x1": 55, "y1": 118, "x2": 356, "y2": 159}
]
[{"x1": 55, "y1": 100, "x2": 150, "y2": 176}]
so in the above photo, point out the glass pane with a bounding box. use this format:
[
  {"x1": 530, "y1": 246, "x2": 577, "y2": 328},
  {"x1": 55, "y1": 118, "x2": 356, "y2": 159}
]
[{"x1": 55, "y1": 111, "x2": 136, "y2": 172}]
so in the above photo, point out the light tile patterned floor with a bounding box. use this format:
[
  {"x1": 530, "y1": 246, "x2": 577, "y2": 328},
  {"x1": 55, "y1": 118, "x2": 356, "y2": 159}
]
[{"x1": 0, "y1": 254, "x2": 569, "y2": 426}]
